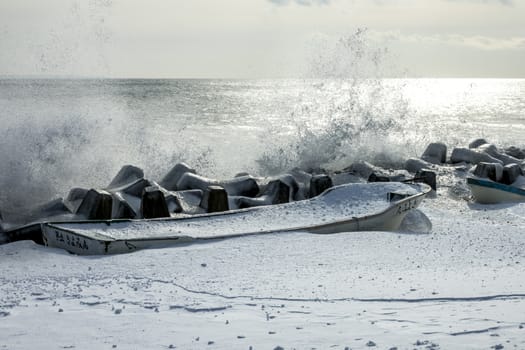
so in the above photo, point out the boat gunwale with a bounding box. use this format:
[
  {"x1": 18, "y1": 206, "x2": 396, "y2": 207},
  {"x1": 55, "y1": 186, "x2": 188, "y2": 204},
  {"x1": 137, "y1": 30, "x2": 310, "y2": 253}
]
[{"x1": 467, "y1": 177, "x2": 525, "y2": 197}]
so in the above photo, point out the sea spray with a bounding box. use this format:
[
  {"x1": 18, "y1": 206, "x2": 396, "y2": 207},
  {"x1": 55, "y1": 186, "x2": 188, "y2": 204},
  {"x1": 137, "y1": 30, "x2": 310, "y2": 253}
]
[
  {"x1": 0, "y1": 80, "x2": 218, "y2": 218},
  {"x1": 0, "y1": 0, "x2": 115, "y2": 217},
  {"x1": 256, "y1": 30, "x2": 421, "y2": 174},
  {"x1": 0, "y1": 80, "x2": 121, "y2": 217}
]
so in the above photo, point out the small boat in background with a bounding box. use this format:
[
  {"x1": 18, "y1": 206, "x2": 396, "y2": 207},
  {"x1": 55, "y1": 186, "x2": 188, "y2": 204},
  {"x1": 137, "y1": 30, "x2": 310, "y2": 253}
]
[
  {"x1": 467, "y1": 177, "x2": 525, "y2": 204},
  {"x1": 41, "y1": 182, "x2": 431, "y2": 255}
]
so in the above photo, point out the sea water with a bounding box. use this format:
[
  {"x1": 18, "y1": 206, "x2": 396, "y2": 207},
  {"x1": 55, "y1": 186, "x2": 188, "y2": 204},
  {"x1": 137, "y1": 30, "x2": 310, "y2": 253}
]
[{"x1": 0, "y1": 78, "x2": 524, "y2": 213}]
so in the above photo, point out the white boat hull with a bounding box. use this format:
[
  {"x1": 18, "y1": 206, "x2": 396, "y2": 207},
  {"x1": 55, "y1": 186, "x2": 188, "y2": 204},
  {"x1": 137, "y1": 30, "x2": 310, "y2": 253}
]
[
  {"x1": 42, "y1": 182, "x2": 430, "y2": 255},
  {"x1": 467, "y1": 177, "x2": 525, "y2": 204}
]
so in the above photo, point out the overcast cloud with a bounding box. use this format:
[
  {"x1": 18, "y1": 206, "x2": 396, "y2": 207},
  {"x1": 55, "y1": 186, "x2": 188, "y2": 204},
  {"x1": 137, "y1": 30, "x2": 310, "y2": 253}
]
[
  {"x1": 268, "y1": 0, "x2": 331, "y2": 5},
  {"x1": 444, "y1": 0, "x2": 513, "y2": 5},
  {"x1": 0, "y1": 0, "x2": 523, "y2": 78}
]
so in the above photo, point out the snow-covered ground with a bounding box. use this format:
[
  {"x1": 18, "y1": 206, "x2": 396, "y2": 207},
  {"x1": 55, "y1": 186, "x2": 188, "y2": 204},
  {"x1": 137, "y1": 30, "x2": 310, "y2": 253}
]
[{"x1": 1, "y1": 186, "x2": 525, "y2": 350}]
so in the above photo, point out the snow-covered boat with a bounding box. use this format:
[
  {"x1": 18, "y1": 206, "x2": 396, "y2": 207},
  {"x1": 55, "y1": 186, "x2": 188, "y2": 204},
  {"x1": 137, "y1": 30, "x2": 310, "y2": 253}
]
[
  {"x1": 41, "y1": 182, "x2": 431, "y2": 255},
  {"x1": 467, "y1": 177, "x2": 525, "y2": 204}
]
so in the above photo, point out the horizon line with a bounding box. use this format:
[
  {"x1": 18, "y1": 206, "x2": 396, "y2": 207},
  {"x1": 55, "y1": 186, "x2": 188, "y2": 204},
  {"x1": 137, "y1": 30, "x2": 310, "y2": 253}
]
[{"x1": 1, "y1": 75, "x2": 525, "y2": 80}]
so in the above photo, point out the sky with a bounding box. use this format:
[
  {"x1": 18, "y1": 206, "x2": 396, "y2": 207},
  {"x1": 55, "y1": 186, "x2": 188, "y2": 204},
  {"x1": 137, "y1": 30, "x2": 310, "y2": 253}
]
[{"x1": 0, "y1": 0, "x2": 524, "y2": 78}]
